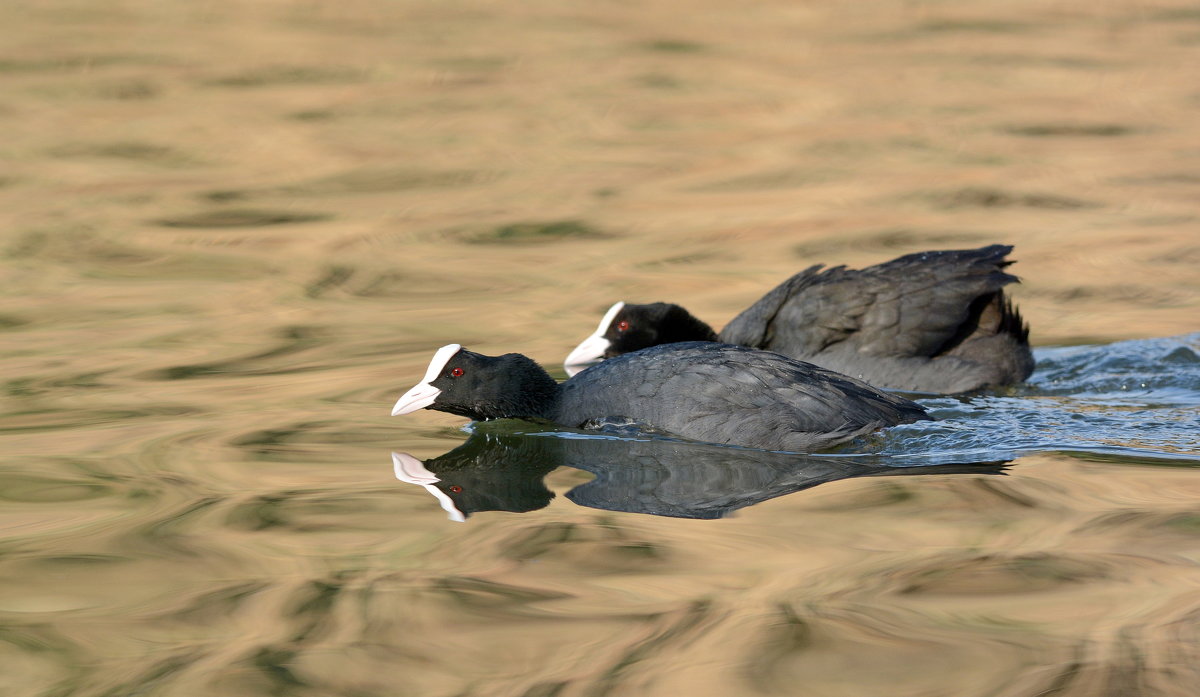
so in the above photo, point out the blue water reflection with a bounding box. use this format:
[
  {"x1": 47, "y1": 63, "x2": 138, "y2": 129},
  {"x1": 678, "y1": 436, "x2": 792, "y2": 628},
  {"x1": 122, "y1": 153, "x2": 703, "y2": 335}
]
[{"x1": 866, "y1": 333, "x2": 1200, "y2": 464}]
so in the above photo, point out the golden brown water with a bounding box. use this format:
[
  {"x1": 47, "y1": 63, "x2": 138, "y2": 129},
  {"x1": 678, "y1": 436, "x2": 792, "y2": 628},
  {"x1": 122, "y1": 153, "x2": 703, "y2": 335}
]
[{"x1": 2, "y1": 1, "x2": 1200, "y2": 695}]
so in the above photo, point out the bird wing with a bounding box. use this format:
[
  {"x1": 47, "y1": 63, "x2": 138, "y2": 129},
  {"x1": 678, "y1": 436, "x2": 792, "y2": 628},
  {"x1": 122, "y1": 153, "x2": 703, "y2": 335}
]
[
  {"x1": 718, "y1": 265, "x2": 829, "y2": 349},
  {"x1": 768, "y1": 245, "x2": 1021, "y2": 359}
]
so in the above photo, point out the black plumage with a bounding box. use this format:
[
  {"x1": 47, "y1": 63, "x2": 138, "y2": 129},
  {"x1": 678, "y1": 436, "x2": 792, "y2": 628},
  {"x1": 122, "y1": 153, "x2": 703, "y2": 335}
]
[
  {"x1": 393, "y1": 342, "x2": 930, "y2": 452},
  {"x1": 565, "y1": 244, "x2": 1035, "y2": 394}
]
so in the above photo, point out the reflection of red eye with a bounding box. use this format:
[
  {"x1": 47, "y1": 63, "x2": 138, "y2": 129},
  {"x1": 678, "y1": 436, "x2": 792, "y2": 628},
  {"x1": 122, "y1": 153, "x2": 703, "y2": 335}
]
[
  {"x1": 449, "y1": 485, "x2": 463, "y2": 493},
  {"x1": 616, "y1": 320, "x2": 629, "y2": 332},
  {"x1": 450, "y1": 367, "x2": 464, "y2": 377}
]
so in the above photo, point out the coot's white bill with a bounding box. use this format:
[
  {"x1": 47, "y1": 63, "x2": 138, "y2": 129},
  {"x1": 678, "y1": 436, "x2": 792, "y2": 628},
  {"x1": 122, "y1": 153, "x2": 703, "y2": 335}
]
[
  {"x1": 391, "y1": 343, "x2": 462, "y2": 415},
  {"x1": 392, "y1": 452, "x2": 466, "y2": 523},
  {"x1": 563, "y1": 301, "x2": 623, "y2": 372},
  {"x1": 391, "y1": 383, "x2": 440, "y2": 415}
]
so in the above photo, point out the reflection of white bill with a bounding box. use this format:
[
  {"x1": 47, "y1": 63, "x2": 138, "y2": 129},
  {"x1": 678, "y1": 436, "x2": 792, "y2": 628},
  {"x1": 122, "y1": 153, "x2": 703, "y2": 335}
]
[{"x1": 391, "y1": 452, "x2": 466, "y2": 522}]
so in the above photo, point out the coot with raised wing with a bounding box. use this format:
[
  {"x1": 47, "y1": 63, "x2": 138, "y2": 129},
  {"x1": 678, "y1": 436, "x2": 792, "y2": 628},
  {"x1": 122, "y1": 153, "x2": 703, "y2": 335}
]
[{"x1": 564, "y1": 244, "x2": 1034, "y2": 393}]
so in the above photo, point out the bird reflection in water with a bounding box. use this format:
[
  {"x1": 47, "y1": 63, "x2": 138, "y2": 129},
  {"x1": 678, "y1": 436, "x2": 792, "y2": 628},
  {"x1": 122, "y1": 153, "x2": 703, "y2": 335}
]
[{"x1": 392, "y1": 428, "x2": 1010, "y2": 521}]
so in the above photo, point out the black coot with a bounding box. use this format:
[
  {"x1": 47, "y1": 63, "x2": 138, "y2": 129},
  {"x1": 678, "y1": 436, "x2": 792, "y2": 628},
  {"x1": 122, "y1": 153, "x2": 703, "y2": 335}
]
[
  {"x1": 392, "y1": 342, "x2": 929, "y2": 452},
  {"x1": 564, "y1": 244, "x2": 1034, "y2": 394}
]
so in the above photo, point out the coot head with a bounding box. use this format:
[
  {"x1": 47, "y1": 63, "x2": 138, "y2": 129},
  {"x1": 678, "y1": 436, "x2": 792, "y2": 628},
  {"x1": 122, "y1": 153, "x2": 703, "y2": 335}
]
[
  {"x1": 564, "y1": 301, "x2": 718, "y2": 372},
  {"x1": 392, "y1": 344, "x2": 559, "y2": 421}
]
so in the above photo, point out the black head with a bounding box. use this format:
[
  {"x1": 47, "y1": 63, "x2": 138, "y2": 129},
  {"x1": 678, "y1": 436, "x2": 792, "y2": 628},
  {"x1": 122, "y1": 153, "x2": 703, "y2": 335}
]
[
  {"x1": 563, "y1": 301, "x2": 718, "y2": 370},
  {"x1": 392, "y1": 345, "x2": 559, "y2": 422}
]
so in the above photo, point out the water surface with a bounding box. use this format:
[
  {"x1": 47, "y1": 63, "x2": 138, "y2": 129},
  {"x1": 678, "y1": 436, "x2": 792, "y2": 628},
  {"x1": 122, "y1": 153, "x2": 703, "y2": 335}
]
[{"x1": 2, "y1": 1, "x2": 1199, "y2": 696}]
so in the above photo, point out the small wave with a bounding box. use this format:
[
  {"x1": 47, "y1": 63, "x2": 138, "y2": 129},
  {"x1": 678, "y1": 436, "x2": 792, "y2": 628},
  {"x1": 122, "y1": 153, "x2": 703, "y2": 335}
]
[{"x1": 853, "y1": 333, "x2": 1200, "y2": 465}]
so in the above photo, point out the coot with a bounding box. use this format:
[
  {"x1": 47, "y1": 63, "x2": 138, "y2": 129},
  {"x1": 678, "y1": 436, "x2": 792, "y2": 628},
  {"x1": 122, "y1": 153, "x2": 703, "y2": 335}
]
[
  {"x1": 564, "y1": 244, "x2": 1034, "y2": 393},
  {"x1": 392, "y1": 342, "x2": 929, "y2": 452}
]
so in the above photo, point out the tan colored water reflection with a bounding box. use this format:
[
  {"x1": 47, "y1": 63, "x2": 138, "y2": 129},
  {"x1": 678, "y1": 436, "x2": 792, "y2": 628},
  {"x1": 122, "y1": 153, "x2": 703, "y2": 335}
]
[{"x1": 1, "y1": 1, "x2": 1199, "y2": 695}]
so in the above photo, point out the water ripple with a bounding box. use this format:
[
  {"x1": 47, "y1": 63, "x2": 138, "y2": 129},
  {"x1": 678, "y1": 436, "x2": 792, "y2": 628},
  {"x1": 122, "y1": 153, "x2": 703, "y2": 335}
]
[{"x1": 858, "y1": 333, "x2": 1200, "y2": 465}]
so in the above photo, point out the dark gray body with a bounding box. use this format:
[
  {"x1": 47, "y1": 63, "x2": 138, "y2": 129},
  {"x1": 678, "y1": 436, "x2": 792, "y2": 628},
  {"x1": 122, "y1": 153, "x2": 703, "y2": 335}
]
[
  {"x1": 718, "y1": 245, "x2": 1034, "y2": 393},
  {"x1": 554, "y1": 343, "x2": 929, "y2": 452}
]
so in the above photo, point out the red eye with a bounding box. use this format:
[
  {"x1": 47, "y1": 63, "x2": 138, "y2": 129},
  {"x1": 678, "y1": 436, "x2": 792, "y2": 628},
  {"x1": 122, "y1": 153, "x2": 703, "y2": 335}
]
[
  {"x1": 616, "y1": 320, "x2": 630, "y2": 332},
  {"x1": 450, "y1": 367, "x2": 464, "y2": 377},
  {"x1": 449, "y1": 485, "x2": 463, "y2": 493}
]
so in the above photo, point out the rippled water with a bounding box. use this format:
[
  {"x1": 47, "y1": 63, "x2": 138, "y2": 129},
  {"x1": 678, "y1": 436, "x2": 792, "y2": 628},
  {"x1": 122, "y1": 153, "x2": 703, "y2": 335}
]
[
  {"x1": 3, "y1": 1, "x2": 1200, "y2": 696},
  {"x1": 872, "y1": 335, "x2": 1200, "y2": 464}
]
